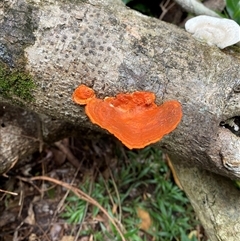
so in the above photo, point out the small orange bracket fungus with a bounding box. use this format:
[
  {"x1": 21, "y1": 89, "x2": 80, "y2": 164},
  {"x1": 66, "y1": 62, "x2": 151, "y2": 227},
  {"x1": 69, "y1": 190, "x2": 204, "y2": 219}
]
[
  {"x1": 72, "y1": 85, "x2": 182, "y2": 149},
  {"x1": 72, "y1": 84, "x2": 96, "y2": 105}
]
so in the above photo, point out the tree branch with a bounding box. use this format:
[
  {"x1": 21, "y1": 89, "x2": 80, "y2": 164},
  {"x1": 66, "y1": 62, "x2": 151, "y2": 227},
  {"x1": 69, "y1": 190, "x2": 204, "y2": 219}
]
[
  {"x1": 1, "y1": 0, "x2": 240, "y2": 179},
  {"x1": 1, "y1": 1, "x2": 240, "y2": 239},
  {"x1": 171, "y1": 158, "x2": 240, "y2": 241},
  {"x1": 174, "y1": 0, "x2": 220, "y2": 17}
]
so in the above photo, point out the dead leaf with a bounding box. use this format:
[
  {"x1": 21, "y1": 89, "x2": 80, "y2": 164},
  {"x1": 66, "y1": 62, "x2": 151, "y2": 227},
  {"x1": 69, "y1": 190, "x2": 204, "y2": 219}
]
[
  {"x1": 165, "y1": 154, "x2": 183, "y2": 190},
  {"x1": 60, "y1": 236, "x2": 74, "y2": 241},
  {"x1": 24, "y1": 203, "x2": 35, "y2": 225},
  {"x1": 112, "y1": 203, "x2": 118, "y2": 214},
  {"x1": 137, "y1": 207, "x2": 152, "y2": 231},
  {"x1": 50, "y1": 223, "x2": 62, "y2": 241},
  {"x1": 188, "y1": 230, "x2": 198, "y2": 239},
  {"x1": 28, "y1": 233, "x2": 38, "y2": 241},
  {"x1": 79, "y1": 236, "x2": 89, "y2": 241}
]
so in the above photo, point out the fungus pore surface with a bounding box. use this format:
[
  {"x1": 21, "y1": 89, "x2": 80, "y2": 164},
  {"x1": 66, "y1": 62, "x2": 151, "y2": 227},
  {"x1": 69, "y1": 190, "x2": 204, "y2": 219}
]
[{"x1": 72, "y1": 85, "x2": 182, "y2": 149}]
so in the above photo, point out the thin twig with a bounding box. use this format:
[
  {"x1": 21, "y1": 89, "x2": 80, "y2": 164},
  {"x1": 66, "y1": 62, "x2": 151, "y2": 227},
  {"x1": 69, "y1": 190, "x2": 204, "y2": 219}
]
[
  {"x1": 109, "y1": 170, "x2": 122, "y2": 223},
  {"x1": 74, "y1": 175, "x2": 94, "y2": 241},
  {"x1": 0, "y1": 188, "x2": 18, "y2": 195},
  {"x1": 174, "y1": 0, "x2": 220, "y2": 17},
  {"x1": 18, "y1": 180, "x2": 24, "y2": 218},
  {"x1": 159, "y1": 0, "x2": 176, "y2": 20},
  {"x1": 36, "y1": 159, "x2": 83, "y2": 239},
  {"x1": 55, "y1": 140, "x2": 80, "y2": 168},
  {"x1": 56, "y1": 163, "x2": 82, "y2": 213},
  {"x1": 20, "y1": 175, "x2": 126, "y2": 241}
]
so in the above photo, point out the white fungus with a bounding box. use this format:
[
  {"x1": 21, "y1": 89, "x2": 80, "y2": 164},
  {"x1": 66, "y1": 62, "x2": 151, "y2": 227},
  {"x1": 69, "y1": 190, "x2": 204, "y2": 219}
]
[{"x1": 185, "y1": 15, "x2": 240, "y2": 49}]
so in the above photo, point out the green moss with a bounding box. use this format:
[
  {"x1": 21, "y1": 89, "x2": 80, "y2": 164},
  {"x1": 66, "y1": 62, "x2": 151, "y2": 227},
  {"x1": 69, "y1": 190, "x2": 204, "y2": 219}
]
[{"x1": 0, "y1": 62, "x2": 35, "y2": 102}]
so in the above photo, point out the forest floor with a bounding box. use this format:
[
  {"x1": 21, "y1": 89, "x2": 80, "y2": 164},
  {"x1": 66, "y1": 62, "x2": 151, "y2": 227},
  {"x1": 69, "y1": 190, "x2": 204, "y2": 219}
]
[{"x1": 0, "y1": 134, "x2": 208, "y2": 241}]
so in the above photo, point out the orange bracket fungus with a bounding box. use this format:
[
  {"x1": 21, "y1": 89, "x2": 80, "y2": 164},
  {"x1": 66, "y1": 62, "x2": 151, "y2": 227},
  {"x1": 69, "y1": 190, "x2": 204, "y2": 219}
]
[
  {"x1": 72, "y1": 84, "x2": 182, "y2": 149},
  {"x1": 72, "y1": 84, "x2": 96, "y2": 105}
]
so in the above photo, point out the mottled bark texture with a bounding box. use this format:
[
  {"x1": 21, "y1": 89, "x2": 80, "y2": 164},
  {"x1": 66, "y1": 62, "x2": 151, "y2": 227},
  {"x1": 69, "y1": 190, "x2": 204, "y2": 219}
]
[
  {"x1": 1, "y1": 0, "x2": 240, "y2": 240},
  {"x1": 171, "y1": 160, "x2": 240, "y2": 241},
  {"x1": 0, "y1": 102, "x2": 80, "y2": 174}
]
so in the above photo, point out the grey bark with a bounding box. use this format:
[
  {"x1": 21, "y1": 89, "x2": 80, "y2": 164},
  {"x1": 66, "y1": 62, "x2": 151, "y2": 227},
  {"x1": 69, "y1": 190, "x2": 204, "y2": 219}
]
[
  {"x1": 1, "y1": 0, "x2": 240, "y2": 240},
  {"x1": 0, "y1": 102, "x2": 78, "y2": 173},
  {"x1": 171, "y1": 159, "x2": 240, "y2": 241}
]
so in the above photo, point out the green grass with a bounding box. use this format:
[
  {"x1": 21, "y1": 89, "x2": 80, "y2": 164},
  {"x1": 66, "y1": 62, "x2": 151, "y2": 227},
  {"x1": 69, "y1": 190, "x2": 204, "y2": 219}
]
[
  {"x1": 226, "y1": 0, "x2": 240, "y2": 24},
  {"x1": 61, "y1": 147, "x2": 200, "y2": 241}
]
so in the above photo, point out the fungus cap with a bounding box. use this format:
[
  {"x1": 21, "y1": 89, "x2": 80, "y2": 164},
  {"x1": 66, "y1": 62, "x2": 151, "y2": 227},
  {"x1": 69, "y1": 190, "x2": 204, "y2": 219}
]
[
  {"x1": 185, "y1": 15, "x2": 240, "y2": 49},
  {"x1": 85, "y1": 96, "x2": 182, "y2": 149},
  {"x1": 72, "y1": 85, "x2": 182, "y2": 149},
  {"x1": 72, "y1": 84, "x2": 95, "y2": 105}
]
